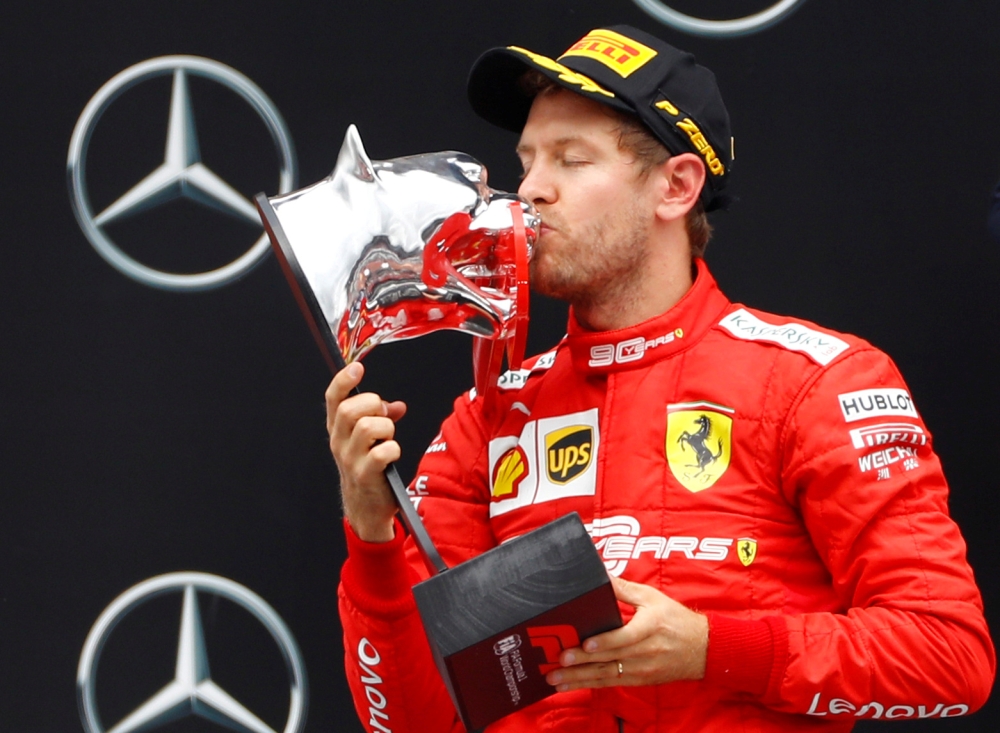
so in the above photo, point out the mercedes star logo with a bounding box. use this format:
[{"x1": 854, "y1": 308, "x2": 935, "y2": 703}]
[
  {"x1": 78, "y1": 572, "x2": 308, "y2": 733},
  {"x1": 67, "y1": 56, "x2": 298, "y2": 290},
  {"x1": 631, "y1": 0, "x2": 809, "y2": 37}
]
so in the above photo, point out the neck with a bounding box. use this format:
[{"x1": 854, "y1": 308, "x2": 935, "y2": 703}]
[{"x1": 573, "y1": 235, "x2": 694, "y2": 332}]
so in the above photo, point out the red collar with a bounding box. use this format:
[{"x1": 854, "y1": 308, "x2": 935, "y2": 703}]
[{"x1": 565, "y1": 258, "x2": 731, "y2": 375}]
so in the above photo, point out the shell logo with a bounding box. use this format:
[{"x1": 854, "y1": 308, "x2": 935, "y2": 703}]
[{"x1": 491, "y1": 446, "x2": 528, "y2": 500}]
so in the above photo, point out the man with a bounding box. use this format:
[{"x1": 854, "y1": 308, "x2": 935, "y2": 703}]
[{"x1": 328, "y1": 25, "x2": 994, "y2": 731}]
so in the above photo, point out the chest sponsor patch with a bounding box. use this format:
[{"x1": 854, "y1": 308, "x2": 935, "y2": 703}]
[
  {"x1": 488, "y1": 408, "x2": 600, "y2": 517},
  {"x1": 718, "y1": 309, "x2": 849, "y2": 366},
  {"x1": 545, "y1": 426, "x2": 593, "y2": 484},
  {"x1": 838, "y1": 388, "x2": 919, "y2": 422},
  {"x1": 491, "y1": 446, "x2": 529, "y2": 500},
  {"x1": 665, "y1": 402, "x2": 734, "y2": 492}
]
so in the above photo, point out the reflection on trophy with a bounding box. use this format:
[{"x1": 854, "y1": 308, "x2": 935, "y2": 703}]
[
  {"x1": 256, "y1": 124, "x2": 535, "y2": 408},
  {"x1": 255, "y1": 127, "x2": 620, "y2": 732}
]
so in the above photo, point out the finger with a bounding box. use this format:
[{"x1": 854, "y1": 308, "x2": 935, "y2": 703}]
[
  {"x1": 349, "y1": 415, "x2": 398, "y2": 452},
  {"x1": 336, "y1": 414, "x2": 398, "y2": 481},
  {"x1": 609, "y1": 574, "x2": 653, "y2": 607},
  {"x1": 547, "y1": 661, "x2": 630, "y2": 691},
  {"x1": 384, "y1": 400, "x2": 407, "y2": 422},
  {"x1": 326, "y1": 362, "x2": 364, "y2": 407},
  {"x1": 368, "y1": 439, "x2": 402, "y2": 467},
  {"x1": 566, "y1": 610, "x2": 658, "y2": 662},
  {"x1": 332, "y1": 393, "x2": 389, "y2": 447}
]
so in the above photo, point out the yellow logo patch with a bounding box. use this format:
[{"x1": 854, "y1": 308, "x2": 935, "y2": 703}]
[
  {"x1": 737, "y1": 538, "x2": 758, "y2": 567},
  {"x1": 545, "y1": 426, "x2": 593, "y2": 484},
  {"x1": 508, "y1": 46, "x2": 615, "y2": 98},
  {"x1": 559, "y1": 29, "x2": 657, "y2": 78},
  {"x1": 491, "y1": 446, "x2": 528, "y2": 500},
  {"x1": 665, "y1": 402, "x2": 734, "y2": 492}
]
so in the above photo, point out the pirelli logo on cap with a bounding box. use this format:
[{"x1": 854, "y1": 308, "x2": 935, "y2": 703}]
[{"x1": 560, "y1": 29, "x2": 657, "y2": 78}]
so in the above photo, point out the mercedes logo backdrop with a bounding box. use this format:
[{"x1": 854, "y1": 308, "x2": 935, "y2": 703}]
[{"x1": 2, "y1": 1, "x2": 999, "y2": 731}]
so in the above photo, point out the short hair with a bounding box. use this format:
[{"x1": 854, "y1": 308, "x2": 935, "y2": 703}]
[{"x1": 518, "y1": 70, "x2": 713, "y2": 257}]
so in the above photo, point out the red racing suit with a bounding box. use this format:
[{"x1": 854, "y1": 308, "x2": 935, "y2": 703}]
[{"x1": 338, "y1": 259, "x2": 994, "y2": 732}]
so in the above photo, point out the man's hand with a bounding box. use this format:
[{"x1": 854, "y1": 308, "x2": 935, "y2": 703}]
[
  {"x1": 546, "y1": 575, "x2": 708, "y2": 691},
  {"x1": 325, "y1": 362, "x2": 407, "y2": 543}
]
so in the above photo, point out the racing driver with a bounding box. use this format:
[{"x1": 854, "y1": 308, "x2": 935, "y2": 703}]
[{"x1": 326, "y1": 24, "x2": 995, "y2": 732}]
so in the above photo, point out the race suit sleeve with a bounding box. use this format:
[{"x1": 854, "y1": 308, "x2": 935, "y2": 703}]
[
  {"x1": 338, "y1": 391, "x2": 494, "y2": 733},
  {"x1": 703, "y1": 346, "x2": 995, "y2": 720}
]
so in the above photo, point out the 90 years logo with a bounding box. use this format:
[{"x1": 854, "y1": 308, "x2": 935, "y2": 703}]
[
  {"x1": 67, "y1": 56, "x2": 297, "y2": 291},
  {"x1": 631, "y1": 0, "x2": 809, "y2": 37}
]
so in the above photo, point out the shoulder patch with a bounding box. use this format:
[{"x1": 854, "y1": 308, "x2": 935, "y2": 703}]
[{"x1": 718, "y1": 309, "x2": 849, "y2": 366}]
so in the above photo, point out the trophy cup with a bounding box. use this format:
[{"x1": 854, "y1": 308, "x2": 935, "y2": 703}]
[{"x1": 255, "y1": 126, "x2": 621, "y2": 731}]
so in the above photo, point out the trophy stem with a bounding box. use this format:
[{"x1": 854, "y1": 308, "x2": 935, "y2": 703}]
[{"x1": 256, "y1": 192, "x2": 448, "y2": 577}]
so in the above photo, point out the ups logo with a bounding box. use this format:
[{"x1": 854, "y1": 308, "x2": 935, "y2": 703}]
[{"x1": 545, "y1": 426, "x2": 593, "y2": 484}]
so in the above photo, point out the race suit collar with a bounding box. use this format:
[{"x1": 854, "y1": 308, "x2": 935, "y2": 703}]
[{"x1": 565, "y1": 258, "x2": 730, "y2": 374}]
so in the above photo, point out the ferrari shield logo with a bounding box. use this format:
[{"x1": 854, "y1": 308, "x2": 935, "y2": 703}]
[
  {"x1": 665, "y1": 402, "x2": 734, "y2": 492},
  {"x1": 737, "y1": 538, "x2": 758, "y2": 567}
]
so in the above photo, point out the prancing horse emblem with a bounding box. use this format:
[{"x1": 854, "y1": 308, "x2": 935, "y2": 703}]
[
  {"x1": 676, "y1": 414, "x2": 723, "y2": 476},
  {"x1": 665, "y1": 402, "x2": 734, "y2": 492}
]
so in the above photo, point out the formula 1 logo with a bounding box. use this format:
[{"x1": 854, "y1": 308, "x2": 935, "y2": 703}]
[{"x1": 527, "y1": 625, "x2": 580, "y2": 675}]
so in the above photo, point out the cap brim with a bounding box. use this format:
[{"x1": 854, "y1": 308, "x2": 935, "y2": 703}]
[{"x1": 467, "y1": 47, "x2": 632, "y2": 134}]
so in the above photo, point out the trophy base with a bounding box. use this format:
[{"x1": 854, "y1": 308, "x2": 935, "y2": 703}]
[{"x1": 412, "y1": 513, "x2": 621, "y2": 731}]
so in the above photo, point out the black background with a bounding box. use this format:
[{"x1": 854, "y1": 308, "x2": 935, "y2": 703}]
[{"x1": 1, "y1": 0, "x2": 998, "y2": 730}]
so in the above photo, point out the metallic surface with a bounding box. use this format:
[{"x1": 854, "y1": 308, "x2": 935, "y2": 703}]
[
  {"x1": 67, "y1": 56, "x2": 297, "y2": 290},
  {"x1": 631, "y1": 0, "x2": 808, "y2": 37},
  {"x1": 264, "y1": 125, "x2": 537, "y2": 363},
  {"x1": 77, "y1": 572, "x2": 307, "y2": 733}
]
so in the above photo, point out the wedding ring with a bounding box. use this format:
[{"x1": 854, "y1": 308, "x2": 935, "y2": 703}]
[{"x1": 617, "y1": 661, "x2": 624, "y2": 678}]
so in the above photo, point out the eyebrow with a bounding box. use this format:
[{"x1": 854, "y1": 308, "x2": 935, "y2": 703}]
[{"x1": 516, "y1": 136, "x2": 587, "y2": 155}]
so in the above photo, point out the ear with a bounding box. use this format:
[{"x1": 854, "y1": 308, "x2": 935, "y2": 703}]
[
  {"x1": 334, "y1": 124, "x2": 376, "y2": 183},
  {"x1": 652, "y1": 152, "x2": 705, "y2": 223}
]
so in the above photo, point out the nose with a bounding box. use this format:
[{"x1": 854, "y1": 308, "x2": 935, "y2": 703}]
[{"x1": 517, "y1": 162, "x2": 555, "y2": 207}]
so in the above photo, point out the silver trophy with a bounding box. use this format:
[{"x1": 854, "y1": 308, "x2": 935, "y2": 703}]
[
  {"x1": 255, "y1": 125, "x2": 538, "y2": 572},
  {"x1": 256, "y1": 125, "x2": 537, "y2": 402},
  {"x1": 255, "y1": 128, "x2": 619, "y2": 732}
]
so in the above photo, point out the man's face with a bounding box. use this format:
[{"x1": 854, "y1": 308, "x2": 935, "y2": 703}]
[{"x1": 516, "y1": 88, "x2": 661, "y2": 305}]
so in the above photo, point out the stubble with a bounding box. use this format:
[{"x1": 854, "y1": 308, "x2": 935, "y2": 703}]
[{"x1": 530, "y1": 201, "x2": 651, "y2": 319}]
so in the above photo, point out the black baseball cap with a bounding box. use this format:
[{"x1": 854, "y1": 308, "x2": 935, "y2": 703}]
[{"x1": 467, "y1": 25, "x2": 733, "y2": 211}]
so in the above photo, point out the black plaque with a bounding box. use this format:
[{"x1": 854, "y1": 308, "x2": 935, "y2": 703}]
[{"x1": 413, "y1": 513, "x2": 621, "y2": 732}]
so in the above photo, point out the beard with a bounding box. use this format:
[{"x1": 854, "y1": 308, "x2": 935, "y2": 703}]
[{"x1": 529, "y1": 202, "x2": 651, "y2": 314}]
